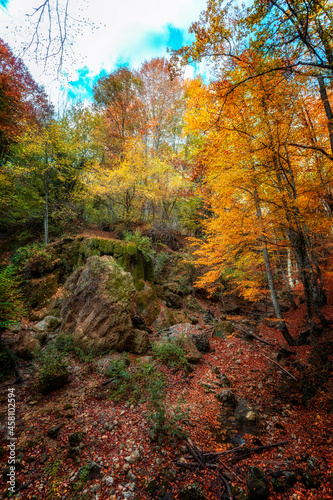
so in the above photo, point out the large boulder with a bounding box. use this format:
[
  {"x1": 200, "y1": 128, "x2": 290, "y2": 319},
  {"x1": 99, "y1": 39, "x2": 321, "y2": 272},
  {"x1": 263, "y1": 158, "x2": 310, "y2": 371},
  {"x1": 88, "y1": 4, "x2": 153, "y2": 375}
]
[
  {"x1": 167, "y1": 324, "x2": 210, "y2": 352},
  {"x1": 60, "y1": 256, "x2": 137, "y2": 353},
  {"x1": 33, "y1": 316, "x2": 60, "y2": 333},
  {"x1": 14, "y1": 332, "x2": 41, "y2": 359},
  {"x1": 136, "y1": 282, "x2": 160, "y2": 326}
]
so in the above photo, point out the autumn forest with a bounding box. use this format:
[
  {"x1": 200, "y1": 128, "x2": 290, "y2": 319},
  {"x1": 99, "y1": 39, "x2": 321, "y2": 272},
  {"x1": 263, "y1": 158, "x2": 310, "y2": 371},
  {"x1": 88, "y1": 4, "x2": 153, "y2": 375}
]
[{"x1": 0, "y1": 0, "x2": 333, "y2": 499}]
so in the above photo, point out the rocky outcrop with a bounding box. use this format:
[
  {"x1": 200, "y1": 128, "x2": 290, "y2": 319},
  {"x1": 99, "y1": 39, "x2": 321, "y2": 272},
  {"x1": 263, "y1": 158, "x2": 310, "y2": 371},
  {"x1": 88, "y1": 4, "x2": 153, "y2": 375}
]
[
  {"x1": 165, "y1": 324, "x2": 210, "y2": 352},
  {"x1": 21, "y1": 235, "x2": 154, "y2": 313},
  {"x1": 60, "y1": 256, "x2": 137, "y2": 353}
]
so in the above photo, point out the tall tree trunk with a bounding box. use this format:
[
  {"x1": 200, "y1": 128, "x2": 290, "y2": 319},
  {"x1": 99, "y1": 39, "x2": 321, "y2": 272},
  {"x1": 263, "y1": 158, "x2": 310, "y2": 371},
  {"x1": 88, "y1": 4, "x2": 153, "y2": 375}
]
[{"x1": 255, "y1": 194, "x2": 295, "y2": 345}]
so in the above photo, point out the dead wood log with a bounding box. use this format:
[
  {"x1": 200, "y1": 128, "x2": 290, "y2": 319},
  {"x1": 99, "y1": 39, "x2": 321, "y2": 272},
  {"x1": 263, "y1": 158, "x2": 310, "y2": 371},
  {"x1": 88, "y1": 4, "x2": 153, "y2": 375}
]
[
  {"x1": 229, "y1": 440, "x2": 289, "y2": 463},
  {"x1": 235, "y1": 326, "x2": 276, "y2": 347}
]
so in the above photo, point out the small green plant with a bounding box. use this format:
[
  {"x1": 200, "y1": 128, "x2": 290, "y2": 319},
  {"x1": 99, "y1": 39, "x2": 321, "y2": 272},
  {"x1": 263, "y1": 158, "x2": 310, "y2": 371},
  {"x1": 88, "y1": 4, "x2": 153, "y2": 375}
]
[
  {"x1": 55, "y1": 333, "x2": 96, "y2": 363},
  {"x1": 44, "y1": 459, "x2": 62, "y2": 499},
  {"x1": 0, "y1": 265, "x2": 25, "y2": 330},
  {"x1": 11, "y1": 242, "x2": 47, "y2": 268},
  {"x1": 154, "y1": 251, "x2": 169, "y2": 278},
  {"x1": 108, "y1": 358, "x2": 157, "y2": 404},
  {"x1": 146, "y1": 373, "x2": 187, "y2": 439},
  {"x1": 35, "y1": 346, "x2": 70, "y2": 394},
  {"x1": 124, "y1": 229, "x2": 155, "y2": 260},
  {"x1": 72, "y1": 465, "x2": 90, "y2": 493},
  {"x1": 152, "y1": 337, "x2": 190, "y2": 370}
]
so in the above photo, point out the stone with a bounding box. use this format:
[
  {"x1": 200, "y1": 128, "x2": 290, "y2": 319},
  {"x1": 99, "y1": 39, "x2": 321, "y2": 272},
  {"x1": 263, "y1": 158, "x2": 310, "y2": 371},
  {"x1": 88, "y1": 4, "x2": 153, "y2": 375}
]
[
  {"x1": 125, "y1": 449, "x2": 140, "y2": 464},
  {"x1": 104, "y1": 476, "x2": 114, "y2": 487},
  {"x1": 166, "y1": 324, "x2": 210, "y2": 352},
  {"x1": 14, "y1": 331, "x2": 40, "y2": 359},
  {"x1": 164, "y1": 290, "x2": 182, "y2": 309},
  {"x1": 136, "y1": 282, "x2": 160, "y2": 325},
  {"x1": 33, "y1": 316, "x2": 60, "y2": 333},
  {"x1": 215, "y1": 389, "x2": 237, "y2": 407},
  {"x1": 301, "y1": 472, "x2": 317, "y2": 489},
  {"x1": 153, "y1": 303, "x2": 176, "y2": 331},
  {"x1": 60, "y1": 256, "x2": 137, "y2": 353},
  {"x1": 128, "y1": 329, "x2": 150, "y2": 355},
  {"x1": 247, "y1": 466, "x2": 269, "y2": 500},
  {"x1": 68, "y1": 431, "x2": 84, "y2": 447},
  {"x1": 47, "y1": 423, "x2": 64, "y2": 439},
  {"x1": 181, "y1": 335, "x2": 202, "y2": 363},
  {"x1": 78, "y1": 461, "x2": 101, "y2": 481},
  {"x1": 178, "y1": 482, "x2": 207, "y2": 500},
  {"x1": 246, "y1": 411, "x2": 257, "y2": 422}
]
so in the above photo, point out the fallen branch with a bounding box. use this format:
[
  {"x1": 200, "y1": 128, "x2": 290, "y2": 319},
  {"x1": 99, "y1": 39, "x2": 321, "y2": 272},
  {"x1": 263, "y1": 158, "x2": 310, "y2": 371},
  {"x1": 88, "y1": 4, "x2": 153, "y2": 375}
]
[
  {"x1": 236, "y1": 327, "x2": 276, "y2": 347},
  {"x1": 262, "y1": 354, "x2": 297, "y2": 381},
  {"x1": 101, "y1": 378, "x2": 114, "y2": 386},
  {"x1": 230, "y1": 440, "x2": 289, "y2": 463}
]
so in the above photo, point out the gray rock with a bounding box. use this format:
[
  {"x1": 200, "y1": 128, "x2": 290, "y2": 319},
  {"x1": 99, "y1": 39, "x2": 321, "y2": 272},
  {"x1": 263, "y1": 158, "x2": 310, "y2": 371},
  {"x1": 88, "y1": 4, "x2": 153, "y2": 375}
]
[
  {"x1": 128, "y1": 329, "x2": 150, "y2": 354},
  {"x1": 60, "y1": 256, "x2": 136, "y2": 353},
  {"x1": 34, "y1": 316, "x2": 60, "y2": 333},
  {"x1": 247, "y1": 466, "x2": 269, "y2": 500},
  {"x1": 47, "y1": 423, "x2": 64, "y2": 439},
  {"x1": 104, "y1": 476, "x2": 114, "y2": 487},
  {"x1": 78, "y1": 460, "x2": 101, "y2": 480},
  {"x1": 215, "y1": 389, "x2": 237, "y2": 407},
  {"x1": 178, "y1": 482, "x2": 207, "y2": 500},
  {"x1": 167, "y1": 324, "x2": 210, "y2": 352},
  {"x1": 68, "y1": 431, "x2": 84, "y2": 447},
  {"x1": 125, "y1": 449, "x2": 140, "y2": 464}
]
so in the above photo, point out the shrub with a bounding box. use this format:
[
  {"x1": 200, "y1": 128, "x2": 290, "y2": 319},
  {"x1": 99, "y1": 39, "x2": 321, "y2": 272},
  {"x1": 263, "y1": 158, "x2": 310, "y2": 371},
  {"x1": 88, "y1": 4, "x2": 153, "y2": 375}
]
[
  {"x1": 55, "y1": 332, "x2": 97, "y2": 362},
  {"x1": 11, "y1": 242, "x2": 46, "y2": 268},
  {"x1": 107, "y1": 357, "x2": 157, "y2": 404},
  {"x1": 152, "y1": 338, "x2": 189, "y2": 370},
  {"x1": 35, "y1": 346, "x2": 70, "y2": 394},
  {"x1": 154, "y1": 251, "x2": 169, "y2": 279},
  {"x1": 124, "y1": 229, "x2": 155, "y2": 260},
  {"x1": 0, "y1": 264, "x2": 25, "y2": 330}
]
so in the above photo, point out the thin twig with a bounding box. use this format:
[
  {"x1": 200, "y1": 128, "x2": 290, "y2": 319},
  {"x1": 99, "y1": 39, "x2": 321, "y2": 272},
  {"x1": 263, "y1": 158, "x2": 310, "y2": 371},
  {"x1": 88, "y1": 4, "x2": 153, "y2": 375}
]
[{"x1": 262, "y1": 354, "x2": 297, "y2": 381}]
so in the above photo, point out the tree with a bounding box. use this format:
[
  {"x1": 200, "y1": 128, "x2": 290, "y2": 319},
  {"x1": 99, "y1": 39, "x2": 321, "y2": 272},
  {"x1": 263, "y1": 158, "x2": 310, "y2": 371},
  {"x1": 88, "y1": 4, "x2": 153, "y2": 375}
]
[
  {"x1": 93, "y1": 67, "x2": 143, "y2": 160},
  {"x1": 0, "y1": 38, "x2": 51, "y2": 161},
  {"x1": 184, "y1": 63, "x2": 331, "y2": 342},
  {"x1": 138, "y1": 57, "x2": 185, "y2": 154}
]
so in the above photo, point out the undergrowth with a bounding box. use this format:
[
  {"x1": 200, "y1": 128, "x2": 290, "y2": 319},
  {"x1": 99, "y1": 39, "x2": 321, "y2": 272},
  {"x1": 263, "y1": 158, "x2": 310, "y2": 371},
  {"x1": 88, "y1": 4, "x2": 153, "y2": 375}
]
[{"x1": 152, "y1": 337, "x2": 190, "y2": 371}]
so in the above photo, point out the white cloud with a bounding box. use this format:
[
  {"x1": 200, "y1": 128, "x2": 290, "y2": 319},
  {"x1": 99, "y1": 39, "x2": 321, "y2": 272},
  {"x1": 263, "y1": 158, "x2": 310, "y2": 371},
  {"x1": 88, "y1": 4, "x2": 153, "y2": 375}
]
[{"x1": 0, "y1": 0, "x2": 207, "y2": 104}]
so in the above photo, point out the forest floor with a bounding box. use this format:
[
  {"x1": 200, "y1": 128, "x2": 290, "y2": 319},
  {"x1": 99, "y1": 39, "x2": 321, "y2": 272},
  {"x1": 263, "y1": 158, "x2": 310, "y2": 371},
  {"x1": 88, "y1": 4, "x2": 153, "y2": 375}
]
[{"x1": 0, "y1": 237, "x2": 332, "y2": 499}]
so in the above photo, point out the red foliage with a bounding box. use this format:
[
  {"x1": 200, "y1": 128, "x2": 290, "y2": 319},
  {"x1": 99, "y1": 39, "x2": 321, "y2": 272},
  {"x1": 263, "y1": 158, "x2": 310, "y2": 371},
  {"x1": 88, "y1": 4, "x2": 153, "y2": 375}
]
[{"x1": 0, "y1": 38, "x2": 51, "y2": 158}]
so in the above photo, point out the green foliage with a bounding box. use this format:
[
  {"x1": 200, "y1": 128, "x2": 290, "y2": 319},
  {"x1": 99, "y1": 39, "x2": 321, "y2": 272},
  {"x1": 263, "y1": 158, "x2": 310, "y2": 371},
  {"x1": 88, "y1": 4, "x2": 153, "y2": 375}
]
[
  {"x1": 11, "y1": 242, "x2": 47, "y2": 268},
  {"x1": 108, "y1": 357, "x2": 158, "y2": 404},
  {"x1": 35, "y1": 345, "x2": 69, "y2": 394},
  {"x1": 124, "y1": 229, "x2": 155, "y2": 260},
  {"x1": 0, "y1": 264, "x2": 25, "y2": 329},
  {"x1": 152, "y1": 337, "x2": 190, "y2": 370},
  {"x1": 154, "y1": 251, "x2": 169, "y2": 279},
  {"x1": 55, "y1": 332, "x2": 96, "y2": 362},
  {"x1": 44, "y1": 459, "x2": 62, "y2": 500},
  {"x1": 0, "y1": 340, "x2": 16, "y2": 381}
]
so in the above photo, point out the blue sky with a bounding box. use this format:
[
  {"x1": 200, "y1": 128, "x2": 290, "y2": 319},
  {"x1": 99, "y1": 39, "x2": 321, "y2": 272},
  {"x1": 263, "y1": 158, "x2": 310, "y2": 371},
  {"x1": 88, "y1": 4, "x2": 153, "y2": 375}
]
[{"x1": 0, "y1": 0, "x2": 207, "y2": 106}]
